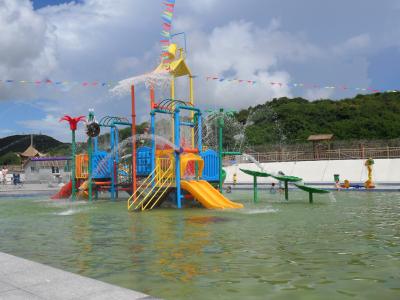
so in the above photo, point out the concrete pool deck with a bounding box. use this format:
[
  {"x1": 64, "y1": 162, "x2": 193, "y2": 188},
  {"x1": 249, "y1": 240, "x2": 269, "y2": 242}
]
[
  {"x1": 0, "y1": 252, "x2": 156, "y2": 300},
  {"x1": 0, "y1": 183, "x2": 59, "y2": 197}
]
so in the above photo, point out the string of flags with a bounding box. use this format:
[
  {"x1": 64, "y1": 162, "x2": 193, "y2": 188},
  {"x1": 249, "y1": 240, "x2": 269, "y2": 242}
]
[
  {"x1": 0, "y1": 79, "x2": 116, "y2": 87},
  {"x1": 0, "y1": 77, "x2": 398, "y2": 94},
  {"x1": 202, "y1": 76, "x2": 399, "y2": 94},
  {"x1": 3, "y1": 0, "x2": 395, "y2": 95},
  {"x1": 160, "y1": 0, "x2": 176, "y2": 65}
]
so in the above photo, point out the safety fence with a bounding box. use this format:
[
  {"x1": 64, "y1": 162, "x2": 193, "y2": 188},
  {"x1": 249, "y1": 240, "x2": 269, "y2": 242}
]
[{"x1": 227, "y1": 147, "x2": 400, "y2": 164}]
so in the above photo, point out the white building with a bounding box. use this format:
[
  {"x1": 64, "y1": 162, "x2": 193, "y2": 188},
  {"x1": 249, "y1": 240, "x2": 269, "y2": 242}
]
[{"x1": 23, "y1": 157, "x2": 71, "y2": 183}]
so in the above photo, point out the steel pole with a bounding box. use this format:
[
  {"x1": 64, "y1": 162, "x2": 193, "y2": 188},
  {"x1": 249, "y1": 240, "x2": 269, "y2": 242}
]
[
  {"x1": 253, "y1": 176, "x2": 258, "y2": 203},
  {"x1": 87, "y1": 111, "x2": 94, "y2": 202},
  {"x1": 71, "y1": 130, "x2": 76, "y2": 200}
]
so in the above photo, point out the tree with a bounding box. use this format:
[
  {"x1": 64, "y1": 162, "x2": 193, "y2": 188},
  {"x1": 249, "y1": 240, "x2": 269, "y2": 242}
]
[{"x1": 0, "y1": 152, "x2": 21, "y2": 165}]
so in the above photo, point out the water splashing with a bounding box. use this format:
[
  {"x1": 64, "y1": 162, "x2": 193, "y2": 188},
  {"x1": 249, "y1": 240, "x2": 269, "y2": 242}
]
[
  {"x1": 91, "y1": 134, "x2": 179, "y2": 177},
  {"x1": 110, "y1": 70, "x2": 171, "y2": 96},
  {"x1": 242, "y1": 153, "x2": 265, "y2": 171}
]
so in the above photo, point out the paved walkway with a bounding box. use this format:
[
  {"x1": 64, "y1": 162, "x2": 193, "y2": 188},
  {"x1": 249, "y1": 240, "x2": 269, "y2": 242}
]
[
  {"x1": 0, "y1": 183, "x2": 58, "y2": 197},
  {"x1": 0, "y1": 252, "x2": 157, "y2": 300}
]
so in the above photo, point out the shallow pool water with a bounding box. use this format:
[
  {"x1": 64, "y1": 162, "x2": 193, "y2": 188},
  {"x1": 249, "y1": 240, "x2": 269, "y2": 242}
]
[{"x1": 0, "y1": 191, "x2": 399, "y2": 299}]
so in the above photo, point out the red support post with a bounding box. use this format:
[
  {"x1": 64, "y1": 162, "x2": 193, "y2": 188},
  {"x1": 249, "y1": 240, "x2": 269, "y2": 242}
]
[
  {"x1": 150, "y1": 85, "x2": 155, "y2": 109},
  {"x1": 181, "y1": 148, "x2": 199, "y2": 154},
  {"x1": 131, "y1": 85, "x2": 137, "y2": 198}
]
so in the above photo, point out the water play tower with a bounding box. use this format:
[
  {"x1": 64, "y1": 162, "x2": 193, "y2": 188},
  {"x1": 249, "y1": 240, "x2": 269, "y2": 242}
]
[{"x1": 127, "y1": 43, "x2": 243, "y2": 211}]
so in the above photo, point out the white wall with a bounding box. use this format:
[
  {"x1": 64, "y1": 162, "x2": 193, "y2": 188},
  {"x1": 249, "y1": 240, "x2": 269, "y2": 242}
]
[
  {"x1": 24, "y1": 161, "x2": 70, "y2": 183},
  {"x1": 224, "y1": 159, "x2": 400, "y2": 184}
]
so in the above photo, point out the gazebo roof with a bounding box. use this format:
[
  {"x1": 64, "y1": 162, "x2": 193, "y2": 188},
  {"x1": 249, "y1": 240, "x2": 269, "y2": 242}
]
[
  {"x1": 20, "y1": 145, "x2": 44, "y2": 158},
  {"x1": 307, "y1": 134, "x2": 334, "y2": 142}
]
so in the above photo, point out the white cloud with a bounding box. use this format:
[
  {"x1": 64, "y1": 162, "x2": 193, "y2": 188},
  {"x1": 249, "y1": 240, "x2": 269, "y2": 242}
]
[
  {"x1": 0, "y1": 0, "x2": 57, "y2": 98},
  {"x1": 188, "y1": 0, "x2": 217, "y2": 11},
  {"x1": 19, "y1": 113, "x2": 87, "y2": 142},
  {"x1": 333, "y1": 34, "x2": 371, "y2": 55},
  {"x1": 2, "y1": 0, "x2": 399, "y2": 140},
  {"x1": 113, "y1": 56, "x2": 140, "y2": 73},
  {"x1": 304, "y1": 88, "x2": 335, "y2": 100},
  {"x1": 179, "y1": 20, "x2": 324, "y2": 108},
  {"x1": 0, "y1": 128, "x2": 15, "y2": 138}
]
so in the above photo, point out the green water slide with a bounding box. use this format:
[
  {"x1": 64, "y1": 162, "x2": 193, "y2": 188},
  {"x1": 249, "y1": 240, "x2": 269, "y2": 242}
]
[
  {"x1": 221, "y1": 169, "x2": 227, "y2": 183},
  {"x1": 239, "y1": 168, "x2": 272, "y2": 177},
  {"x1": 239, "y1": 168, "x2": 271, "y2": 202},
  {"x1": 240, "y1": 168, "x2": 329, "y2": 203},
  {"x1": 271, "y1": 175, "x2": 302, "y2": 182},
  {"x1": 294, "y1": 184, "x2": 330, "y2": 203},
  {"x1": 270, "y1": 175, "x2": 302, "y2": 201}
]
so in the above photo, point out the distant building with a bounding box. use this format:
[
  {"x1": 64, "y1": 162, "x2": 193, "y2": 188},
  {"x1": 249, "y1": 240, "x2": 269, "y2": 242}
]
[
  {"x1": 24, "y1": 157, "x2": 71, "y2": 183},
  {"x1": 307, "y1": 134, "x2": 334, "y2": 159},
  {"x1": 18, "y1": 134, "x2": 45, "y2": 163}
]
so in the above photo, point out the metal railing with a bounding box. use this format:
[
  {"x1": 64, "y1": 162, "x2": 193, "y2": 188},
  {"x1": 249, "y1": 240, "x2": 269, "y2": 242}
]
[
  {"x1": 228, "y1": 146, "x2": 400, "y2": 164},
  {"x1": 127, "y1": 157, "x2": 174, "y2": 211}
]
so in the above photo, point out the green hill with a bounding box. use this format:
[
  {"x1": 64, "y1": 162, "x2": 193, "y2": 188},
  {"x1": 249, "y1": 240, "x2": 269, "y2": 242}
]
[
  {"x1": 1, "y1": 92, "x2": 398, "y2": 165},
  {"x1": 235, "y1": 92, "x2": 400, "y2": 146},
  {"x1": 0, "y1": 134, "x2": 67, "y2": 157},
  {"x1": 0, "y1": 135, "x2": 70, "y2": 165}
]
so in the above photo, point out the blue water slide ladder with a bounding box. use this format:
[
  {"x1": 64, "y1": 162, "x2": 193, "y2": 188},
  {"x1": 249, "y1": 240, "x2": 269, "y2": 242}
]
[{"x1": 201, "y1": 149, "x2": 219, "y2": 182}]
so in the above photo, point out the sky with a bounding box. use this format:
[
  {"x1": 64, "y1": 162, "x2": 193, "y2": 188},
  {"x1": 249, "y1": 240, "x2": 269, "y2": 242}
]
[{"x1": 1, "y1": 0, "x2": 400, "y2": 141}]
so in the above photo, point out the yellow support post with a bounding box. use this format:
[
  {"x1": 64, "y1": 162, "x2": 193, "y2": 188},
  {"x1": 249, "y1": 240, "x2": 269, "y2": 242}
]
[
  {"x1": 171, "y1": 78, "x2": 175, "y2": 143},
  {"x1": 190, "y1": 76, "x2": 195, "y2": 147}
]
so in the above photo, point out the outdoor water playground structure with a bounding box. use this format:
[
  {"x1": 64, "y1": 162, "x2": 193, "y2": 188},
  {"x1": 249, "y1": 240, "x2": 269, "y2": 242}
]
[
  {"x1": 52, "y1": 42, "x2": 245, "y2": 210},
  {"x1": 52, "y1": 37, "x2": 379, "y2": 209}
]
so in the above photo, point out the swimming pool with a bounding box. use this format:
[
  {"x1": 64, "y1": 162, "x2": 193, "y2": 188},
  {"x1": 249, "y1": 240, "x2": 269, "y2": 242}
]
[{"x1": 0, "y1": 191, "x2": 399, "y2": 299}]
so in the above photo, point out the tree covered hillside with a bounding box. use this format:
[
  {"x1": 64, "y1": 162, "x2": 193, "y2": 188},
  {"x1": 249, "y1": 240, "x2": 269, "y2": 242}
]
[{"x1": 235, "y1": 93, "x2": 400, "y2": 145}]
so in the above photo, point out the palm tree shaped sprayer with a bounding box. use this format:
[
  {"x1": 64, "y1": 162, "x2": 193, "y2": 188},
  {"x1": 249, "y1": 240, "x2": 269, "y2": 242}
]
[{"x1": 60, "y1": 115, "x2": 86, "y2": 200}]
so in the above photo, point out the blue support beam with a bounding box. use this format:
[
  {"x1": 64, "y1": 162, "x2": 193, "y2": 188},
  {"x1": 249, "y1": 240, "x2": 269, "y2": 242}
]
[
  {"x1": 197, "y1": 112, "x2": 202, "y2": 153},
  {"x1": 110, "y1": 127, "x2": 115, "y2": 200},
  {"x1": 180, "y1": 121, "x2": 195, "y2": 127},
  {"x1": 115, "y1": 127, "x2": 119, "y2": 199},
  {"x1": 176, "y1": 105, "x2": 200, "y2": 113},
  {"x1": 174, "y1": 109, "x2": 182, "y2": 209},
  {"x1": 151, "y1": 109, "x2": 173, "y2": 115}
]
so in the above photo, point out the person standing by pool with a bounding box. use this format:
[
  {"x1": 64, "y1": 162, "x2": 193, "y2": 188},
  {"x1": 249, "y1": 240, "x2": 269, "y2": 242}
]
[
  {"x1": 270, "y1": 182, "x2": 277, "y2": 194},
  {"x1": 2, "y1": 165, "x2": 8, "y2": 185}
]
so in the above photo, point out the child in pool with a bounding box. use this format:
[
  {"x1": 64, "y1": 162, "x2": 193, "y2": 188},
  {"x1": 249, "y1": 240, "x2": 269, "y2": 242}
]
[{"x1": 270, "y1": 182, "x2": 277, "y2": 194}]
